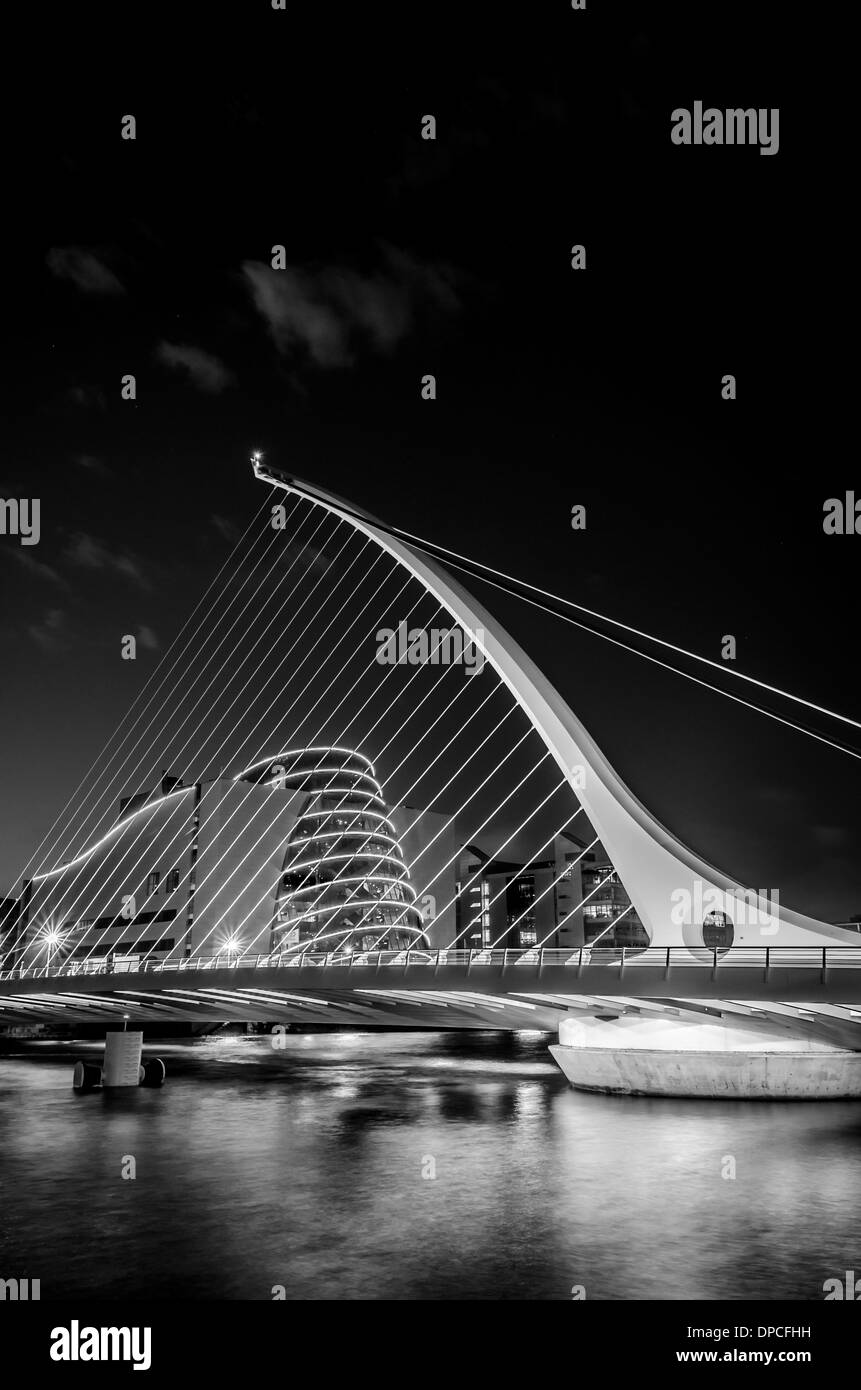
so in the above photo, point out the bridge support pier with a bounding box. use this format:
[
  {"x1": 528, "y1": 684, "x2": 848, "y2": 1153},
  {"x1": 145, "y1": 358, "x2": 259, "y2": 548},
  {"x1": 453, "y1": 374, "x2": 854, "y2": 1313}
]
[
  {"x1": 72, "y1": 1031, "x2": 165, "y2": 1091},
  {"x1": 103, "y1": 1030, "x2": 144, "y2": 1087},
  {"x1": 549, "y1": 1014, "x2": 861, "y2": 1100}
]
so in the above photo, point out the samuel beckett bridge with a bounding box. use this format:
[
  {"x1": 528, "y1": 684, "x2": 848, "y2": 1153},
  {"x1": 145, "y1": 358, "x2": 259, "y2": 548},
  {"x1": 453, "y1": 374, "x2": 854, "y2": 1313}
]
[{"x1": 2, "y1": 460, "x2": 861, "y2": 1097}]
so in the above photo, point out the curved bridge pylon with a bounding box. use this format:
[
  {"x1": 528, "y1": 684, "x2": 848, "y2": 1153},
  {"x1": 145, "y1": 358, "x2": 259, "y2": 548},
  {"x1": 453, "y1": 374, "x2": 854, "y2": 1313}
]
[{"x1": 254, "y1": 462, "x2": 853, "y2": 954}]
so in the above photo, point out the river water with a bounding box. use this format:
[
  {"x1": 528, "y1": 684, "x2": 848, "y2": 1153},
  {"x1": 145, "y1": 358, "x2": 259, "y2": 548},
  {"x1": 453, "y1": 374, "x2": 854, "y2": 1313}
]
[{"x1": 1, "y1": 1031, "x2": 859, "y2": 1301}]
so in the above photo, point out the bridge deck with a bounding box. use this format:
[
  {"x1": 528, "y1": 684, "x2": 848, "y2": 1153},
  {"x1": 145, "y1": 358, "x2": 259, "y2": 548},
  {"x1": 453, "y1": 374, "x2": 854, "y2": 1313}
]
[{"x1": 2, "y1": 948, "x2": 861, "y2": 1027}]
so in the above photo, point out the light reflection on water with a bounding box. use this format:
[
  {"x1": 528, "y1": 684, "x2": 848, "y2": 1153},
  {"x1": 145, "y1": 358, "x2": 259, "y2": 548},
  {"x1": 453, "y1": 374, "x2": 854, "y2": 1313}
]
[{"x1": 1, "y1": 1030, "x2": 859, "y2": 1300}]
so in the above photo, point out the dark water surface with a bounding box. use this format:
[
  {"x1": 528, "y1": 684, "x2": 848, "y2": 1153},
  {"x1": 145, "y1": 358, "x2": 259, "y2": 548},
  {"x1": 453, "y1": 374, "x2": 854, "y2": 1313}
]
[{"x1": 1, "y1": 1031, "x2": 859, "y2": 1300}]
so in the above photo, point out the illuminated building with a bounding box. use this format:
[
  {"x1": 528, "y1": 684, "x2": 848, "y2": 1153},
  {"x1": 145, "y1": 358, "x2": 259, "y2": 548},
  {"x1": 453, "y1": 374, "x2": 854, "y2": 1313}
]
[{"x1": 13, "y1": 749, "x2": 453, "y2": 970}]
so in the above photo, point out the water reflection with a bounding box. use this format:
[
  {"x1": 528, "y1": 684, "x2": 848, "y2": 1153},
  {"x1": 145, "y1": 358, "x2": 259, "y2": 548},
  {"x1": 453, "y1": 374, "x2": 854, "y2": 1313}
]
[{"x1": 0, "y1": 1030, "x2": 859, "y2": 1300}]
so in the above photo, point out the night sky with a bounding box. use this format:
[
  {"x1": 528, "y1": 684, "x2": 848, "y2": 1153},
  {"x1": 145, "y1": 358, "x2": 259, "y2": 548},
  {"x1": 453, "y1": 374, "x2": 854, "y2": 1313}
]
[{"x1": 1, "y1": 3, "x2": 854, "y2": 921}]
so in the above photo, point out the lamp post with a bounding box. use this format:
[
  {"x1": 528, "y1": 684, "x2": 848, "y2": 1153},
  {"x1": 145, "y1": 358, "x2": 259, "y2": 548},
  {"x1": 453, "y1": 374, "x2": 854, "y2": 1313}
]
[{"x1": 45, "y1": 927, "x2": 61, "y2": 974}]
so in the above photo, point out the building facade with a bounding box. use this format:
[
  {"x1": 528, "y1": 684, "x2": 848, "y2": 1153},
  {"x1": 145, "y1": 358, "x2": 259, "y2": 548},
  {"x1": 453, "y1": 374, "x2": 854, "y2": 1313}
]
[
  {"x1": 555, "y1": 833, "x2": 649, "y2": 949},
  {"x1": 9, "y1": 748, "x2": 457, "y2": 972},
  {"x1": 455, "y1": 830, "x2": 649, "y2": 951}
]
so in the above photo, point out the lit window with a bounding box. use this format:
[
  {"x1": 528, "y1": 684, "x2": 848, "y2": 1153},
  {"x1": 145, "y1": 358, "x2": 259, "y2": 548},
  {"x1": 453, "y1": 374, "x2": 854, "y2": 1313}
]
[{"x1": 702, "y1": 910, "x2": 733, "y2": 949}]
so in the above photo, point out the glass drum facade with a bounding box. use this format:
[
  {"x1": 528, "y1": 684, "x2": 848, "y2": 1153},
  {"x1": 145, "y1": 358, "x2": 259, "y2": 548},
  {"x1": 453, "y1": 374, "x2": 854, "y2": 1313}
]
[{"x1": 240, "y1": 748, "x2": 429, "y2": 959}]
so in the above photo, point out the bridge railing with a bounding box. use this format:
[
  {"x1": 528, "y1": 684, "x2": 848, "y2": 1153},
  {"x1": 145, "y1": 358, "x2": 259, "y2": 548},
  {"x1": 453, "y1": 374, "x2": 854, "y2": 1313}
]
[{"x1": 3, "y1": 944, "x2": 861, "y2": 984}]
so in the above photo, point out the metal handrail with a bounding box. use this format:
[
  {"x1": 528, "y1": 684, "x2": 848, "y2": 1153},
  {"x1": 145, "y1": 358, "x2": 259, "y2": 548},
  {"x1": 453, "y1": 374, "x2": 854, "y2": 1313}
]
[{"x1": 3, "y1": 943, "x2": 861, "y2": 984}]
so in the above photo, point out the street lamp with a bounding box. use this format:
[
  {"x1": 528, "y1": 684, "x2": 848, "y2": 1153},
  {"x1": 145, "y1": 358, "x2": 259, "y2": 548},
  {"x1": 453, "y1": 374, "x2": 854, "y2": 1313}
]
[{"x1": 44, "y1": 926, "x2": 61, "y2": 972}]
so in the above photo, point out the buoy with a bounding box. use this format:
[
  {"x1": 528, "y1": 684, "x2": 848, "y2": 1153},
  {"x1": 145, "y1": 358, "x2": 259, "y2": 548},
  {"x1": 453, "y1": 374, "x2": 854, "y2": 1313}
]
[
  {"x1": 140, "y1": 1057, "x2": 166, "y2": 1088},
  {"x1": 72, "y1": 1059, "x2": 103, "y2": 1092}
]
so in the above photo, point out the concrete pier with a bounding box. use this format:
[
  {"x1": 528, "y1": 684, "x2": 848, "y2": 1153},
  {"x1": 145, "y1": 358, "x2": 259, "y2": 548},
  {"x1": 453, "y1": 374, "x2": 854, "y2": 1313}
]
[
  {"x1": 549, "y1": 1014, "x2": 861, "y2": 1099},
  {"x1": 102, "y1": 1030, "x2": 144, "y2": 1088}
]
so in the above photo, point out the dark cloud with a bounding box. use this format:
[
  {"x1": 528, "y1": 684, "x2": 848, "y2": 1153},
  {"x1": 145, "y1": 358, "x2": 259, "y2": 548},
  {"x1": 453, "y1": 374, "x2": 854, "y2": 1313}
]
[
  {"x1": 811, "y1": 825, "x2": 852, "y2": 851},
  {"x1": 242, "y1": 245, "x2": 460, "y2": 368},
  {"x1": 2, "y1": 548, "x2": 65, "y2": 586},
  {"x1": 46, "y1": 247, "x2": 125, "y2": 294},
  {"x1": 27, "y1": 608, "x2": 68, "y2": 652},
  {"x1": 74, "y1": 454, "x2": 112, "y2": 478},
  {"x1": 65, "y1": 385, "x2": 108, "y2": 411},
  {"x1": 211, "y1": 514, "x2": 240, "y2": 543},
  {"x1": 155, "y1": 342, "x2": 236, "y2": 394},
  {"x1": 63, "y1": 532, "x2": 151, "y2": 590},
  {"x1": 257, "y1": 536, "x2": 333, "y2": 583}
]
